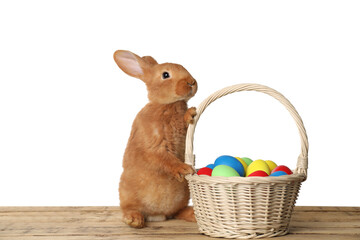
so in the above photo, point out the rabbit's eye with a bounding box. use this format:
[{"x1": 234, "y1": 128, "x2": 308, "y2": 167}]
[{"x1": 162, "y1": 72, "x2": 170, "y2": 79}]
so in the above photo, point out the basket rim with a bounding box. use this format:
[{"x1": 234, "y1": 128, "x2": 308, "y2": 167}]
[{"x1": 186, "y1": 172, "x2": 306, "y2": 184}]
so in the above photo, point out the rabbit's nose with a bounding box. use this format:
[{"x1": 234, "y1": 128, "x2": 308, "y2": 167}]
[{"x1": 187, "y1": 80, "x2": 196, "y2": 87}]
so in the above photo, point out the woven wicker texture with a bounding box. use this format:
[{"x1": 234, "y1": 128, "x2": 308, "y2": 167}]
[{"x1": 185, "y1": 83, "x2": 309, "y2": 239}]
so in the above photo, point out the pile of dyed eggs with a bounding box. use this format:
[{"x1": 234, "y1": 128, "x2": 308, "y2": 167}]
[{"x1": 197, "y1": 155, "x2": 293, "y2": 177}]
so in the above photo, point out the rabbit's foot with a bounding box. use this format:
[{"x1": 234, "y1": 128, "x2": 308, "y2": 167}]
[
  {"x1": 172, "y1": 163, "x2": 195, "y2": 182},
  {"x1": 123, "y1": 210, "x2": 145, "y2": 228},
  {"x1": 184, "y1": 107, "x2": 197, "y2": 124}
]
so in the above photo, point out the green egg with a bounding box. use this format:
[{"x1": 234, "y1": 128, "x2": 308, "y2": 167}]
[
  {"x1": 211, "y1": 165, "x2": 240, "y2": 177},
  {"x1": 241, "y1": 157, "x2": 253, "y2": 166}
]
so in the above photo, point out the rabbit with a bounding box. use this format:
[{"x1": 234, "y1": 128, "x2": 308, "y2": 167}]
[{"x1": 114, "y1": 50, "x2": 198, "y2": 228}]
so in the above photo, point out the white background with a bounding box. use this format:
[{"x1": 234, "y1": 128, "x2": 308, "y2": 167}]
[{"x1": 1, "y1": 1, "x2": 359, "y2": 206}]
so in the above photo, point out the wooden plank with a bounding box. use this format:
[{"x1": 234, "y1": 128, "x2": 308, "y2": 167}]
[
  {"x1": 0, "y1": 206, "x2": 359, "y2": 240},
  {"x1": 2, "y1": 220, "x2": 360, "y2": 231},
  {"x1": 0, "y1": 223, "x2": 199, "y2": 236},
  {"x1": 2, "y1": 221, "x2": 359, "y2": 237},
  {"x1": 292, "y1": 221, "x2": 360, "y2": 228},
  {"x1": 2, "y1": 209, "x2": 359, "y2": 224},
  {"x1": 2, "y1": 235, "x2": 360, "y2": 240},
  {"x1": 1, "y1": 233, "x2": 360, "y2": 240},
  {"x1": 0, "y1": 208, "x2": 121, "y2": 215},
  {"x1": 118, "y1": 235, "x2": 360, "y2": 240},
  {"x1": 0, "y1": 208, "x2": 123, "y2": 223},
  {"x1": 291, "y1": 213, "x2": 360, "y2": 222},
  {"x1": 1, "y1": 206, "x2": 359, "y2": 212},
  {"x1": 293, "y1": 206, "x2": 360, "y2": 212},
  {"x1": 2, "y1": 207, "x2": 359, "y2": 218},
  {"x1": 0, "y1": 235, "x2": 220, "y2": 240},
  {"x1": 0, "y1": 206, "x2": 118, "y2": 213}
]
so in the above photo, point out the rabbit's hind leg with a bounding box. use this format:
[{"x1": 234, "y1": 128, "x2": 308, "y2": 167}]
[{"x1": 174, "y1": 206, "x2": 196, "y2": 222}]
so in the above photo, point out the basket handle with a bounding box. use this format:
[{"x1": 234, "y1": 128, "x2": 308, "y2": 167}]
[{"x1": 185, "y1": 83, "x2": 309, "y2": 177}]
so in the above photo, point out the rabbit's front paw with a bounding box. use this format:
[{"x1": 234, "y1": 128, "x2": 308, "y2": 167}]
[
  {"x1": 184, "y1": 107, "x2": 197, "y2": 124},
  {"x1": 172, "y1": 163, "x2": 195, "y2": 182}
]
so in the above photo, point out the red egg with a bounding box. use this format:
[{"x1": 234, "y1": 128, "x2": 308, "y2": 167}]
[
  {"x1": 271, "y1": 165, "x2": 293, "y2": 175},
  {"x1": 248, "y1": 170, "x2": 269, "y2": 177},
  {"x1": 197, "y1": 167, "x2": 213, "y2": 176}
]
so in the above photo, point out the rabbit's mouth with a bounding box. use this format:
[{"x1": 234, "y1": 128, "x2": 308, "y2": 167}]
[{"x1": 186, "y1": 80, "x2": 197, "y2": 98}]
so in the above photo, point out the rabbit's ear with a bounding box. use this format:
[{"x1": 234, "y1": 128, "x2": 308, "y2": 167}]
[
  {"x1": 142, "y1": 56, "x2": 158, "y2": 66},
  {"x1": 113, "y1": 50, "x2": 147, "y2": 79}
]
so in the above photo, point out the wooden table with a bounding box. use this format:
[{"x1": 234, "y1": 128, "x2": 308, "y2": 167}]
[{"x1": 1, "y1": 206, "x2": 359, "y2": 239}]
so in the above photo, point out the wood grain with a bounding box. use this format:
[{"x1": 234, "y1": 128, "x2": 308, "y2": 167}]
[{"x1": 0, "y1": 206, "x2": 359, "y2": 239}]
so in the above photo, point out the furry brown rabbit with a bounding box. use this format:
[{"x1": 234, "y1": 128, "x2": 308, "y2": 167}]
[{"x1": 114, "y1": 50, "x2": 198, "y2": 228}]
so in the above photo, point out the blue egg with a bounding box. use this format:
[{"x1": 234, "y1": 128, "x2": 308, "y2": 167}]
[
  {"x1": 270, "y1": 171, "x2": 288, "y2": 177},
  {"x1": 206, "y1": 164, "x2": 215, "y2": 169},
  {"x1": 214, "y1": 155, "x2": 245, "y2": 176}
]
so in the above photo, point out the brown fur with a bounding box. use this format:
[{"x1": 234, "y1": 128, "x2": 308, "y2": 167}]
[{"x1": 114, "y1": 50, "x2": 198, "y2": 228}]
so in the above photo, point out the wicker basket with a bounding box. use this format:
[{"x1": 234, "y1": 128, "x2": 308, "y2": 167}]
[{"x1": 185, "y1": 84, "x2": 309, "y2": 239}]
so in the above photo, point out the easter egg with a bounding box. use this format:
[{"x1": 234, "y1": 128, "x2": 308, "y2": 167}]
[
  {"x1": 270, "y1": 171, "x2": 288, "y2": 177},
  {"x1": 214, "y1": 155, "x2": 245, "y2": 176},
  {"x1": 206, "y1": 164, "x2": 215, "y2": 169},
  {"x1": 241, "y1": 157, "x2": 253, "y2": 166},
  {"x1": 197, "y1": 167, "x2": 213, "y2": 176},
  {"x1": 271, "y1": 165, "x2": 293, "y2": 175},
  {"x1": 235, "y1": 157, "x2": 248, "y2": 172},
  {"x1": 265, "y1": 160, "x2": 278, "y2": 172},
  {"x1": 248, "y1": 170, "x2": 269, "y2": 177},
  {"x1": 246, "y1": 160, "x2": 271, "y2": 177},
  {"x1": 211, "y1": 165, "x2": 240, "y2": 177}
]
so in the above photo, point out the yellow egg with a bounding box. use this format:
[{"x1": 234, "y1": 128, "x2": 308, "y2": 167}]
[
  {"x1": 265, "y1": 160, "x2": 278, "y2": 173},
  {"x1": 235, "y1": 157, "x2": 248, "y2": 172},
  {"x1": 246, "y1": 159, "x2": 271, "y2": 176}
]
